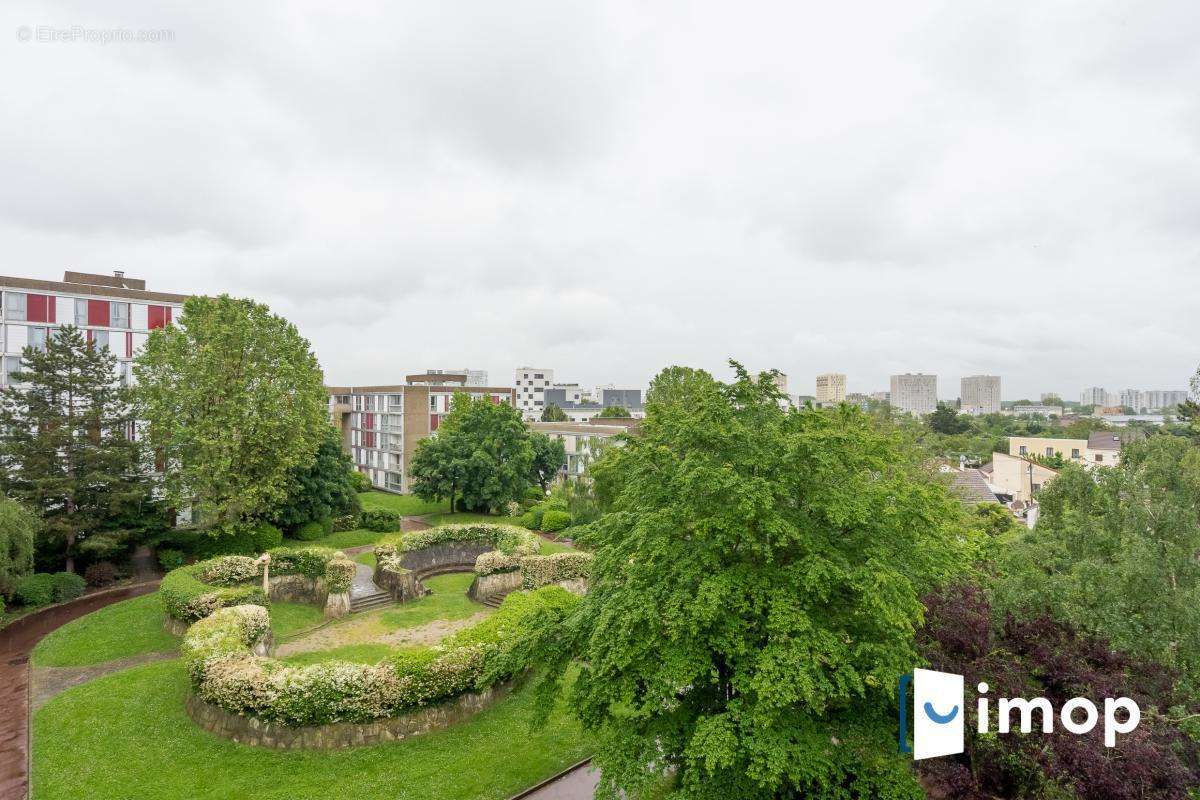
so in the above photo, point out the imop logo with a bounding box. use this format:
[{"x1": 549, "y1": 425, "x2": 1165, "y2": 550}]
[{"x1": 898, "y1": 668, "x2": 964, "y2": 760}]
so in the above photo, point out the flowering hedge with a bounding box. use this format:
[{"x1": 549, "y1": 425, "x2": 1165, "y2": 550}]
[
  {"x1": 160, "y1": 546, "x2": 355, "y2": 623},
  {"x1": 182, "y1": 586, "x2": 579, "y2": 726},
  {"x1": 372, "y1": 523, "x2": 541, "y2": 579},
  {"x1": 474, "y1": 551, "x2": 521, "y2": 576},
  {"x1": 520, "y1": 552, "x2": 593, "y2": 590}
]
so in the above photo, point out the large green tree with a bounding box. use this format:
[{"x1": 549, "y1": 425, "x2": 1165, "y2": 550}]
[
  {"x1": 0, "y1": 326, "x2": 147, "y2": 571},
  {"x1": 270, "y1": 424, "x2": 360, "y2": 531},
  {"x1": 926, "y1": 401, "x2": 970, "y2": 434},
  {"x1": 0, "y1": 495, "x2": 37, "y2": 595},
  {"x1": 529, "y1": 431, "x2": 566, "y2": 490},
  {"x1": 134, "y1": 295, "x2": 327, "y2": 532},
  {"x1": 596, "y1": 405, "x2": 632, "y2": 418},
  {"x1": 535, "y1": 362, "x2": 976, "y2": 800},
  {"x1": 995, "y1": 434, "x2": 1200, "y2": 689},
  {"x1": 540, "y1": 403, "x2": 568, "y2": 422},
  {"x1": 409, "y1": 394, "x2": 535, "y2": 512}
]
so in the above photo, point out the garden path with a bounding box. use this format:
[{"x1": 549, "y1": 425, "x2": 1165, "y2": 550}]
[{"x1": 31, "y1": 650, "x2": 177, "y2": 710}]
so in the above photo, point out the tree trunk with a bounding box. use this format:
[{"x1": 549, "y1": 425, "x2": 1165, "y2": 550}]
[{"x1": 65, "y1": 531, "x2": 76, "y2": 573}]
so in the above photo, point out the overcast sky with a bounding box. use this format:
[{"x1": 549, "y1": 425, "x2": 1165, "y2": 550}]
[{"x1": 3, "y1": 1, "x2": 1198, "y2": 400}]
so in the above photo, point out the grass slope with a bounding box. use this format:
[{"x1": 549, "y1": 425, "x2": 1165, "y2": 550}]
[
  {"x1": 33, "y1": 659, "x2": 592, "y2": 800},
  {"x1": 32, "y1": 594, "x2": 178, "y2": 668}
]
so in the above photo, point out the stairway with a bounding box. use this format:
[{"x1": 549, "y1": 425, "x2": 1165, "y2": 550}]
[
  {"x1": 350, "y1": 589, "x2": 393, "y2": 613},
  {"x1": 481, "y1": 589, "x2": 515, "y2": 609}
]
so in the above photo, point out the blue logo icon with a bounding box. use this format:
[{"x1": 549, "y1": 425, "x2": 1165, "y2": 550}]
[{"x1": 898, "y1": 668, "x2": 965, "y2": 760}]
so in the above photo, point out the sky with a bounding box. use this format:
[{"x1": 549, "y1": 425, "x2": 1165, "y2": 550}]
[{"x1": 2, "y1": 1, "x2": 1199, "y2": 401}]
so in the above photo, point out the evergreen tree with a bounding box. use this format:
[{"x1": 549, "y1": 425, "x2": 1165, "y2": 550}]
[
  {"x1": 540, "y1": 403, "x2": 568, "y2": 422},
  {"x1": 0, "y1": 326, "x2": 147, "y2": 572},
  {"x1": 270, "y1": 424, "x2": 360, "y2": 530}
]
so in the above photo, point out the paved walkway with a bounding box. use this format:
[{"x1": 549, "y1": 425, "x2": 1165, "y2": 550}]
[
  {"x1": 349, "y1": 562, "x2": 385, "y2": 599},
  {"x1": 511, "y1": 760, "x2": 600, "y2": 799},
  {"x1": 0, "y1": 581, "x2": 160, "y2": 800},
  {"x1": 31, "y1": 650, "x2": 177, "y2": 711}
]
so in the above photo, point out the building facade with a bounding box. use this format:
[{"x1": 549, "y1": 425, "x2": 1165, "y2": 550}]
[
  {"x1": 1007, "y1": 433, "x2": 1121, "y2": 467},
  {"x1": 815, "y1": 372, "x2": 846, "y2": 405},
  {"x1": 1, "y1": 270, "x2": 187, "y2": 388},
  {"x1": 1080, "y1": 386, "x2": 1114, "y2": 407},
  {"x1": 889, "y1": 373, "x2": 937, "y2": 415},
  {"x1": 328, "y1": 378, "x2": 516, "y2": 492},
  {"x1": 960, "y1": 375, "x2": 1001, "y2": 415},
  {"x1": 1011, "y1": 404, "x2": 1063, "y2": 417},
  {"x1": 527, "y1": 420, "x2": 629, "y2": 479},
  {"x1": 515, "y1": 367, "x2": 553, "y2": 419}
]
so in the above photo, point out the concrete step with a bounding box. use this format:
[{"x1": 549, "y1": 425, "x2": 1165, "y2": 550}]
[{"x1": 350, "y1": 592, "x2": 393, "y2": 612}]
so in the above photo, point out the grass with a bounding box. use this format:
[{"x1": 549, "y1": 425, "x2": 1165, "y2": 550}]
[
  {"x1": 31, "y1": 594, "x2": 178, "y2": 668},
  {"x1": 280, "y1": 643, "x2": 398, "y2": 666},
  {"x1": 375, "y1": 573, "x2": 481, "y2": 630},
  {"x1": 33, "y1": 659, "x2": 593, "y2": 800},
  {"x1": 539, "y1": 538, "x2": 576, "y2": 554},
  {"x1": 359, "y1": 492, "x2": 449, "y2": 517},
  {"x1": 270, "y1": 601, "x2": 327, "y2": 640},
  {"x1": 354, "y1": 551, "x2": 376, "y2": 567},
  {"x1": 425, "y1": 511, "x2": 503, "y2": 526}
]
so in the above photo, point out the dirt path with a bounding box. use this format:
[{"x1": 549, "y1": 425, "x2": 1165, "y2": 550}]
[
  {"x1": 275, "y1": 609, "x2": 490, "y2": 657},
  {"x1": 31, "y1": 650, "x2": 177, "y2": 710}
]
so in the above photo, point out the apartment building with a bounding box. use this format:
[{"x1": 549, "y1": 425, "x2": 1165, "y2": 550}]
[
  {"x1": 815, "y1": 373, "x2": 846, "y2": 405},
  {"x1": 1011, "y1": 404, "x2": 1064, "y2": 417},
  {"x1": 889, "y1": 373, "x2": 937, "y2": 415},
  {"x1": 515, "y1": 367, "x2": 553, "y2": 419},
  {"x1": 1117, "y1": 389, "x2": 1188, "y2": 413},
  {"x1": 1, "y1": 270, "x2": 187, "y2": 387},
  {"x1": 960, "y1": 375, "x2": 1001, "y2": 415},
  {"x1": 527, "y1": 420, "x2": 630, "y2": 479},
  {"x1": 1080, "y1": 386, "x2": 1115, "y2": 407},
  {"x1": 1008, "y1": 432, "x2": 1122, "y2": 467},
  {"x1": 541, "y1": 386, "x2": 645, "y2": 422},
  {"x1": 328, "y1": 375, "x2": 516, "y2": 492},
  {"x1": 426, "y1": 368, "x2": 488, "y2": 386}
]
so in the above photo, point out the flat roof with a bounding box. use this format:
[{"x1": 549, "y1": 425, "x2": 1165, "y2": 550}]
[
  {"x1": 326, "y1": 384, "x2": 514, "y2": 395},
  {"x1": 0, "y1": 272, "x2": 189, "y2": 304}
]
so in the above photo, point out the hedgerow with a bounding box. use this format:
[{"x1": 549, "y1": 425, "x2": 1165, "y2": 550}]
[
  {"x1": 182, "y1": 587, "x2": 579, "y2": 726},
  {"x1": 159, "y1": 546, "x2": 355, "y2": 623},
  {"x1": 520, "y1": 552, "x2": 593, "y2": 590}
]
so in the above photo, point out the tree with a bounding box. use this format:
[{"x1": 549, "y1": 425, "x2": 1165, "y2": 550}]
[
  {"x1": 534, "y1": 362, "x2": 976, "y2": 800},
  {"x1": 134, "y1": 295, "x2": 327, "y2": 533},
  {"x1": 270, "y1": 424, "x2": 360, "y2": 531},
  {"x1": 540, "y1": 403, "x2": 568, "y2": 422},
  {"x1": 0, "y1": 326, "x2": 148, "y2": 572},
  {"x1": 927, "y1": 401, "x2": 971, "y2": 434},
  {"x1": 995, "y1": 435, "x2": 1200, "y2": 689},
  {"x1": 0, "y1": 495, "x2": 37, "y2": 595},
  {"x1": 596, "y1": 405, "x2": 631, "y2": 418},
  {"x1": 529, "y1": 431, "x2": 566, "y2": 490},
  {"x1": 409, "y1": 394, "x2": 535, "y2": 513}
]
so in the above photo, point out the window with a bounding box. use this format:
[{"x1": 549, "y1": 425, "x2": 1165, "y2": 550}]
[
  {"x1": 2, "y1": 356, "x2": 22, "y2": 384},
  {"x1": 1045, "y1": 447, "x2": 1054, "y2": 457},
  {"x1": 534, "y1": 373, "x2": 543, "y2": 379},
  {"x1": 1018, "y1": 445, "x2": 1027, "y2": 455},
  {"x1": 1095, "y1": 454, "x2": 1103, "y2": 462},
  {"x1": 28, "y1": 327, "x2": 48, "y2": 351},
  {"x1": 75, "y1": 299, "x2": 88, "y2": 326},
  {"x1": 92, "y1": 330, "x2": 110, "y2": 351},
  {"x1": 5, "y1": 292, "x2": 26, "y2": 321},
  {"x1": 110, "y1": 302, "x2": 130, "y2": 329},
  {"x1": 1071, "y1": 448, "x2": 1080, "y2": 458}
]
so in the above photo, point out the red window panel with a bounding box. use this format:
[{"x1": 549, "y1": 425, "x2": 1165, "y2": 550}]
[
  {"x1": 430, "y1": 414, "x2": 440, "y2": 431},
  {"x1": 26, "y1": 294, "x2": 50, "y2": 323},
  {"x1": 125, "y1": 331, "x2": 133, "y2": 357},
  {"x1": 88, "y1": 299, "x2": 110, "y2": 327},
  {"x1": 147, "y1": 305, "x2": 170, "y2": 330},
  {"x1": 490, "y1": 394, "x2": 501, "y2": 404},
  {"x1": 362, "y1": 413, "x2": 374, "y2": 430}
]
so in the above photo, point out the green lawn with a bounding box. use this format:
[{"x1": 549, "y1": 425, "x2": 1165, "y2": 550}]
[
  {"x1": 425, "y1": 511, "x2": 503, "y2": 526},
  {"x1": 280, "y1": 643, "x2": 398, "y2": 666},
  {"x1": 359, "y1": 491, "x2": 449, "y2": 516},
  {"x1": 375, "y1": 573, "x2": 482, "y2": 630},
  {"x1": 270, "y1": 601, "x2": 327, "y2": 640},
  {"x1": 33, "y1": 659, "x2": 592, "y2": 800},
  {"x1": 354, "y1": 551, "x2": 376, "y2": 567},
  {"x1": 32, "y1": 594, "x2": 178, "y2": 668},
  {"x1": 539, "y1": 538, "x2": 576, "y2": 554}
]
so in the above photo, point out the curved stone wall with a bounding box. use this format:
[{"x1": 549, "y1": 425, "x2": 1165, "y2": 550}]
[
  {"x1": 468, "y1": 571, "x2": 522, "y2": 601},
  {"x1": 400, "y1": 541, "x2": 492, "y2": 577},
  {"x1": 185, "y1": 681, "x2": 512, "y2": 750}
]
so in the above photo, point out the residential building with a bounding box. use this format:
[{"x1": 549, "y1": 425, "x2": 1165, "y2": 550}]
[
  {"x1": 1, "y1": 270, "x2": 187, "y2": 388},
  {"x1": 1007, "y1": 433, "x2": 1122, "y2": 467},
  {"x1": 423, "y1": 368, "x2": 487, "y2": 386},
  {"x1": 1080, "y1": 387, "x2": 1114, "y2": 407},
  {"x1": 989, "y1": 452, "x2": 1059, "y2": 505},
  {"x1": 541, "y1": 385, "x2": 645, "y2": 423},
  {"x1": 771, "y1": 372, "x2": 798, "y2": 407},
  {"x1": 947, "y1": 467, "x2": 1002, "y2": 505},
  {"x1": 845, "y1": 392, "x2": 871, "y2": 410},
  {"x1": 551, "y1": 382, "x2": 584, "y2": 405},
  {"x1": 815, "y1": 372, "x2": 847, "y2": 405},
  {"x1": 960, "y1": 375, "x2": 1001, "y2": 415},
  {"x1": 889, "y1": 373, "x2": 937, "y2": 416},
  {"x1": 1011, "y1": 404, "x2": 1063, "y2": 417},
  {"x1": 515, "y1": 367, "x2": 553, "y2": 420},
  {"x1": 527, "y1": 420, "x2": 629, "y2": 479},
  {"x1": 1139, "y1": 390, "x2": 1188, "y2": 412},
  {"x1": 327, "y1": 380, "x2": 516, "y2": 492},
  {"x1": 870, "y1": 390, "x2": 891, "y2": 403}
]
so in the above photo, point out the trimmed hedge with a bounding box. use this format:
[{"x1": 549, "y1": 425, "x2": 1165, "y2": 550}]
[
  {"x1": 540, "y1": 510, "x2": 572, "y2": 532},
  {"x1": 13, "y1": 572, "x2": 87, "y2": 607},
  {"x1": 361, "y1": 509, "x2": 402, "y2": 532},
  {"x1": 520, "y1": 552, "x2": 592, "y2": 590},
  {"x1": 182, "y1": 587, "x2": 578, "y2": 727},
  {"x1": 475, "y1": 551, "x2": 521, "y2": 576},
  {"x1": 159, "y1": 546, "x2": 355, "y2": 623},
  {"x1": 401, "y1": 523, "x2": 540, "y2": 556},
  {"x1": 292, "y1": 520, "x2": 327, "y2": 541}
]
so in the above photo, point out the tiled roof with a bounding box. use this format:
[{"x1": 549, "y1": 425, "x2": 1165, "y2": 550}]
[
  {"x1": 950, "y1": 469, "x2": 1001, "y2": 504},
  {"x1": 1087, "y1": 431, "x2": 1121, "y2": 451}
]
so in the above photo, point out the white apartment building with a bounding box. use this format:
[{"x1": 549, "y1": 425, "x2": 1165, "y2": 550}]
[
  {"x1": 890, "y1": 373, "x2": 938, "y2": 416},
  {"x1": 1, "y1": 270, "x2": 186, "y2": 388},
  {"x1": 1118, "y1": 389, "x2": 1188, "y2": 412},
  {"x1": 1080, "y1": 387, "x2": 1115, "y2": 407},
  {"x1": 515, "y1": 367, "x2": 554, "y2": 419},
  {"x1": 960, "y1": 375, "x2": 1001, "y2": 415},
  {"x1": 815, "y1": 373, "x2": 847, "y2": 405}
]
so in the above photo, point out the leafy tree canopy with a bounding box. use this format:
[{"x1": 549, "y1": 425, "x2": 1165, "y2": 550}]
[
  {"x1": 540, "y1": 403, "x2": 568, "y2": 422},
  {"x1": 529, "y1": 431, "x2": 566, "y2": 490},
  {"x1": 596, "y1": 405, "x2": 632, "y2": 418},
  {"x1": 134, "y1": 295, "x2": 327, "y2": 531},
  {"x1": 0, "y1": 495, "x2": 38, "y2": 595},
  {"x1": 927, "y1": 402, "x2": 971, "y2": 435},
  {"x1": 409, "y1": 394, "x2": 534, "y2": 513},
  {"x1": 0, "y1": 325, "x2": 149, "y2": 571},
  {"x1": 535, "y1": 361, "x2": 977, "y2": 800},
  {"x1": 270, "y1": 424, "x2": 360, "y2": 530}
]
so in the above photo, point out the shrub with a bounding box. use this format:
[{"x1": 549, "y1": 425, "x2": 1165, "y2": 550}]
[
  {"x1": 251, "y1": 521, "x2": 283, "y2": 551},
  {"x1": 401, "y1": 523, "x2": 539, "y2": 556},
  {"x1": 520, "y1": 552, "x2": 593, "y2": 589},
  {"x1": 540, "y1": 510, "x2": 572, "y2": 532},
  {"x1": 527, "y1": 505, "x2": 546, "y2": 530},
  {"x1": 361, "y1": 509, "x2": 402, "y2": 532},
  {"x1": 518, "y1": 512, "x2": 536, "y2": 529},
  {"x1": 14, "y1": 573, "x2": 56, "y2": 607},
  {"x1": 191, "y1": 522, "x2": 284, "y2": 559},
  {"x1": 349, "y1": 471, "x2": 372, "y2": 492},
  {"x1": 332, "y1": 511, "x2": 361, "y2": 532},
  {"x1": 475, "y1": 551, "x2": 521, "y2": 576},
  {"x1": 505, "y1": 501, "x2": 522, "y2": 517},
  {"x1": 157, "y1": 548, "x2": 186, "y2": 571},
  {"x1": 83, "y1": 561, "x2": 117, "y2": 588},
  {"x1": 525, "y1": 486, "x2": 546, "y2": 503},
  {"x1": 292, "y1": 520, "x2": 327, "y2": 541},
  {"x1": 51, "y1": 572, "x2": 87, "y2": 602}
]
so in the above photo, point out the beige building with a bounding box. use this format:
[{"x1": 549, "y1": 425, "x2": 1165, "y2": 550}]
[
  {"x1": 527, "y1": 419, "x2": 633, "y2": 479},
  {"x1": 960, "y1": 375, "x2": 1001, "y2": 415},
  {"x1": 890, "y1": 373, "x2": 938, "y2": 415},
  {"x1": 1008, "y1": 432, "x2": 1122, "y2": 467},
  {"x1": 815, "y1": 373, "x2": 847, "y2": 405},
  {"x1": 988, "y1": 452, "x2": 1059, "y2": 504}
]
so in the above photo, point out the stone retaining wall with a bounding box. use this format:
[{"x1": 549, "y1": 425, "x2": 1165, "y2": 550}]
[
  {"x1": 373, "y1": 565, "x2": 424, "y2": 602},
  {"x1": 468, "y1": 571, "x2": 522, "y2": 601},
  {"x1": 162, "y1": 573, "x2": 349, "y2": 635},
  {"x1": 185, "y1": 681, "x2": 512, "y2": 750},
  {"x1": 400, "y1": 541, "x2": 492, "y2": 575}
]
